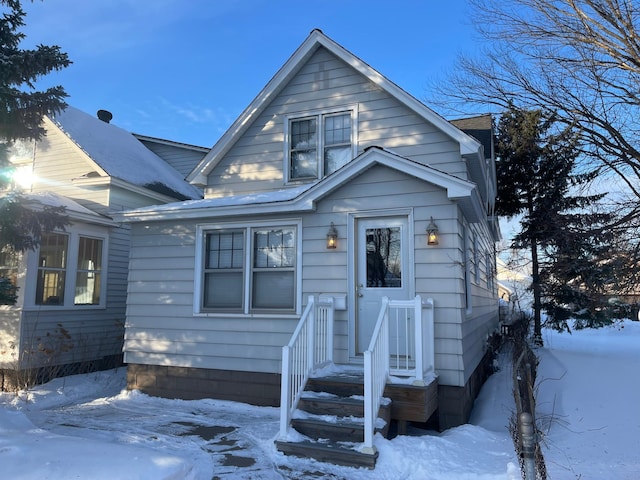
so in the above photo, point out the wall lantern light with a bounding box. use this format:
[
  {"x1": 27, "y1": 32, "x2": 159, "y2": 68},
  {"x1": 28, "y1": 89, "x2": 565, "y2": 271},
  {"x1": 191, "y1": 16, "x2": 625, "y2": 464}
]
[
  {"x1": 326, "y1": 222, "x2": 338, "y2": 249},
  {"x1": 426, "y1": 217, "x2": 439, "y2": 246}
]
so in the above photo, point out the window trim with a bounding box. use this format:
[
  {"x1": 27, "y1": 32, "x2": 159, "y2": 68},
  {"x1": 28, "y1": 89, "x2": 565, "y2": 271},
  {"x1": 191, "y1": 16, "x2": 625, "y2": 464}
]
[
  {"x1": 284, "y1": 105, "x2": 358, "y2": 184},
  {"x1": 23, "y1": 225, "x2": 108, "y2": 310},
  {"x1": 195, "y1": 219, "x2": 303, "y2": 317}
]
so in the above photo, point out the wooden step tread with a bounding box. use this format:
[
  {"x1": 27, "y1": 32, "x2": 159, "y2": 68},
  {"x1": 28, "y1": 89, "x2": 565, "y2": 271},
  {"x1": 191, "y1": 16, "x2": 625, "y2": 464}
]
[
  {"x1": 291, "y1": 417, "x2": 365, "y2": 442},
  {"x1": 275, "y1": 439, "x2": 377, "y2": 469},
  {"x1": 298, "y1": 394, "x2": 365, "y2": 416}
]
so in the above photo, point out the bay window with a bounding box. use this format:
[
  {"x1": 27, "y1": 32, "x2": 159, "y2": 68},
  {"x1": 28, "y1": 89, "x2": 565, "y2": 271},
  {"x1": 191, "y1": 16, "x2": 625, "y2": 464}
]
[
  {"x1": 33, "y1": 231, "x2": 106, "y2": 307},
  {"x1": 200, "y1": 224, "x2": 298, "y2": 314}
]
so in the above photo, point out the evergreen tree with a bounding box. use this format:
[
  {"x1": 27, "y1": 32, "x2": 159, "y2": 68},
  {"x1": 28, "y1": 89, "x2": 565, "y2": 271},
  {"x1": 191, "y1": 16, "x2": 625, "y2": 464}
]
[
  {"x1": 495, "y1": 104, "x2": 605, "y2": 343},
  {"x1": 0, "y1": 0, "x2": 71, "y2": 303}
]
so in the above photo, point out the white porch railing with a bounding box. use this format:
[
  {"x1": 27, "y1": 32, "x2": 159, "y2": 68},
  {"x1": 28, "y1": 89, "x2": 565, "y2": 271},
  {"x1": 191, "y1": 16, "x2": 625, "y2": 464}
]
[
  {"x1": 363, "y1": 295, "x2": 435, "y2": 453},
  {"x1": 388, "y1": 295, "x2": 435, "y2": 384},
  {"x1": 279, "y1": 295, "x2": 334, "y2": 438},
  {"x1": 363, "y1": 296, "x2": 391, "y2": 454}
]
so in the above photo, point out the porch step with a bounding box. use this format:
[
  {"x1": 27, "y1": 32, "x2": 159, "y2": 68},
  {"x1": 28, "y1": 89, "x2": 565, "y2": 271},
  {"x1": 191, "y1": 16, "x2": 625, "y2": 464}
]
[
  {"x1": 275, "y1": 439, "x2": 378, "y2": 469},
  {"x1": 298, "y1": 393, "x2": 365, "y2": 417},
  {"x1": 276, "y1": 376, "x2": 391, "y2": 469}
]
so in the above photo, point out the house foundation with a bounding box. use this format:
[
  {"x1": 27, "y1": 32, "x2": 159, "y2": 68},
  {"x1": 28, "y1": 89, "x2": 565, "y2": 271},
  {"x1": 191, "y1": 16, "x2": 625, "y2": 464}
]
[
  {"x1": 126, "y1": 364, "x2": 281, "y2": 406},
  {"x1": 437, "y1": 347, "x2": 497, "y2": 429}
]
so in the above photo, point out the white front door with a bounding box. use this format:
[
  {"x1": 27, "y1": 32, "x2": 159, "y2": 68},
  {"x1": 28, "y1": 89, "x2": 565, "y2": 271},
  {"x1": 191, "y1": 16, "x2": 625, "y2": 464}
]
[{"x1": 356, "y1": 216, "x2": 411, "y2": 354}]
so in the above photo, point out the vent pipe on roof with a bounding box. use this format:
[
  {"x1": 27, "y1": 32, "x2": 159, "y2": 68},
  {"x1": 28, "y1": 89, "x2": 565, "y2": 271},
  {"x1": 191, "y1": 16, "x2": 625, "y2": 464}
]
[{"x1": 97, "y1": 109, "x2": 113, "y2": 123}]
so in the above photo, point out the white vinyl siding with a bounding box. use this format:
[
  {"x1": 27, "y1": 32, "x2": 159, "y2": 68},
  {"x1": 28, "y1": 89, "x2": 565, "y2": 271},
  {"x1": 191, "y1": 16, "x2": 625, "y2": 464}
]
[
  {"x1": 204, "y1": 47, "x2": 462, "y2": 198},
  {"x1": 124, "y1": 167, "x2": 498, "y2": 386},
  {"x1": 121, "y1": 44, "x2": 500, "y2": 391}
]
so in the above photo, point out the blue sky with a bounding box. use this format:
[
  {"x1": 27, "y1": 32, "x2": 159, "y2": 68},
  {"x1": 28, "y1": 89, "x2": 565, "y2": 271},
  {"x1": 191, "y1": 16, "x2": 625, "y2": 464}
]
[{"x1": 21, "y1": 0, "x2": 480, "y2": 147}]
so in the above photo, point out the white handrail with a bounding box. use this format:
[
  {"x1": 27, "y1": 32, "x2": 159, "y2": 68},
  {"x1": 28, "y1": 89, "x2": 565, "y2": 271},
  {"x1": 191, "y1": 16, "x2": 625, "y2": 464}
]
[
  {"x1": 363, "y1": 296, "x2": 390, "y2": 454},
  {"x1": 363, "y1": 296, "x2": 435, "y2": 452},
  {"x1": 279, "y1": 295, "x2": 334, "y2": 438}
]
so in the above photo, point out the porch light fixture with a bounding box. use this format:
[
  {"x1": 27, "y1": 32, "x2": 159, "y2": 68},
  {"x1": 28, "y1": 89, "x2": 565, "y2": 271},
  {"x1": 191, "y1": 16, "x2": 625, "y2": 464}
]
[
  {"x1": 426, "y1": 217, "x2": 439, "y2": 246},
  {"x1": 326, "y1": 222, "x2": 338, "y2": 249}
]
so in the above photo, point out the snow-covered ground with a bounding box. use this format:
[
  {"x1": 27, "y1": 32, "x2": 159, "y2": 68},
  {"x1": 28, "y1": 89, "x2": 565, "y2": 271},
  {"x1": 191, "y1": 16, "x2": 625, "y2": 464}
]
[{"x1": 1, "y1": 321, "x2": 638, "y2": 479}]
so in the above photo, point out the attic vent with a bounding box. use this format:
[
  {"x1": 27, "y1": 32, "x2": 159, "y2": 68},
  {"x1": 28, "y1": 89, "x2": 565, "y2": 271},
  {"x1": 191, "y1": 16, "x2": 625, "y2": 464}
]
[{"x1": 97, "y1": 109, "x2": 113, "y2": 123}]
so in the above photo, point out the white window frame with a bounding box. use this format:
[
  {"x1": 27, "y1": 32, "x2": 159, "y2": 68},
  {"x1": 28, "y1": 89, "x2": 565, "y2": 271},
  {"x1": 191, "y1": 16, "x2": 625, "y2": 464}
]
[
  {"x1": 194, "y1": 219, "x2": 302, "y2": 317},
  {"x1": 463, "y1": 221, "x2": 473, "y2": 314},
  {"x1": 284, "y1": 105, "x2": 358, "y2": 183},
  {"x1": 473, "y1": 234, "x2": 480, "y2": 284},
  {"x1": 23, "y1": 224, "x2": 108, "y2": 310}
]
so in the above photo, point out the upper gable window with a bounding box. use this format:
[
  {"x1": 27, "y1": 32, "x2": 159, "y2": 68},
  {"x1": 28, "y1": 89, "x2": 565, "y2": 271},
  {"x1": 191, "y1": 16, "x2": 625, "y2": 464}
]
[{"x1": 287, "y1": 109, "x2": 356, "y2": 182}]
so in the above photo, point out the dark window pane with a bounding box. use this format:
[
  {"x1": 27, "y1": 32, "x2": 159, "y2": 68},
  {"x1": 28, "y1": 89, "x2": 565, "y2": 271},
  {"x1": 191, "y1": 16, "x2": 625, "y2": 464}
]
[{"x1": 365, "y1": 227, "x2": 402, "y2": 288}]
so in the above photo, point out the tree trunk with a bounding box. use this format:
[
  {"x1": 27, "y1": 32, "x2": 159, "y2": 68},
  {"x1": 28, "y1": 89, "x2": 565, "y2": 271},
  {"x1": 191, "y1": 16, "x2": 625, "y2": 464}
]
[{"x1": 530, "y1": 237, "x2": 543, "y2": 346}]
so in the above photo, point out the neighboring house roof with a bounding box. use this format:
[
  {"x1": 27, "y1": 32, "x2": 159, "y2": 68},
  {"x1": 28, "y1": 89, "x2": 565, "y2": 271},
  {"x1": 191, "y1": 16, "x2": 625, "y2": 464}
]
[
  {"x1": 187, "y1": 29, "x2": 483, "y2": 186},
  {"x1": 450, "y1": 114, "x2": 493, "y2": 160},
  {"x1": 496, "y1": 257, "x2": 530, "y2": 282},
  {"x1": 117, "y1": 147, "x2": 483, "y2": 223},
  {"x1": 23, "y1": 191, "x2": 117, "y2": 227},
  {"x1": 132, "y1": 134, "x2": 210, "y2": 153},
  {"x1": 48, "y1": 107, "x2": 202, "y2": 200}
]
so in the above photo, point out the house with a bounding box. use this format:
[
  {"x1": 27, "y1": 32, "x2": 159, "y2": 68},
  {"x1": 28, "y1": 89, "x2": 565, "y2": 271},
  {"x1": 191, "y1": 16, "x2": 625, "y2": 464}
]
[
  {"x1": 0, "y1": 106, "x2": 204, "y2": 389},
  {"x1": 118, "y1": 30, "x2": 501, "y2": 466}
]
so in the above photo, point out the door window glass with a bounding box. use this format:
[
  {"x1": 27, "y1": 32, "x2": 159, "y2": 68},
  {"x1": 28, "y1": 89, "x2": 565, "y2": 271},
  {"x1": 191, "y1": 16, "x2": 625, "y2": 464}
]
[{"x1": 365, "y1": 227, "x2": 402, "y2": 287}]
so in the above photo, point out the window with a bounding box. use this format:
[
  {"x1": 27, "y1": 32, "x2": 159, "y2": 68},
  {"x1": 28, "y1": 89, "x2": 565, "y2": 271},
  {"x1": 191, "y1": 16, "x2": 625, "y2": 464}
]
[
  {"x1": 75, "y1": 237, "x2": 103, "y2": 305},
  {"x1": 36, "y1": 233, "x2": 68, "y2": 305},
  {"x1": 486, "y1": 252, "x2": 495, "y2": 292},
  {"x1": 203, "y1": 230, "x2": 244, "y2": 310},
  {"x1": 473, "y1": 235, "x2": 480, "y2": 283},
  {"x1": 200, "y1": 225, "x2": 297, "y2": 313},
  {"x1": 0, "y1": 248, "x2": 20, "y2": 304},
  {"x1": 288, "y1": 110, "x2": 354, "y2": 181},
  {"x1": 0, "y1": 249, "x2": 20, "y2": 284},
  {"x1": 33, "y1": 231, "x2": 106, "y2": 307},
  {"x1": 252, "y1": 228, "x2": 295, "y2": 309},
  {"x1": 463, "y1": 224, "x2": 472, "y2": 313}
]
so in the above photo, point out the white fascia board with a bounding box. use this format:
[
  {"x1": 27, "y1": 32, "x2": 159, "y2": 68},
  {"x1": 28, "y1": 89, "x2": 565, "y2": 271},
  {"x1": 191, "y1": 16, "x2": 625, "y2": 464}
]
[
  {"x1": 454, "y1": 187, "x2": 485, "y2": 224},
  {"x1": 116, "y1": 199, "x2": 314, "y2": 223}
]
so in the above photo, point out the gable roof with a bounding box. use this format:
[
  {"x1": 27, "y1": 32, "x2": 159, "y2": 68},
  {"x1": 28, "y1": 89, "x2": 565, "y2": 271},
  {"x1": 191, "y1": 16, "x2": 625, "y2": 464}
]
[
  {"x1": 117, "y1": 147, "x2": 483, "y2": 223},
  {"x1": 48, "y1": 107, "x2": 202, "y2": 200},
  {"x1": 187, "y1": 29, "x2": 483, "y2": 186}
]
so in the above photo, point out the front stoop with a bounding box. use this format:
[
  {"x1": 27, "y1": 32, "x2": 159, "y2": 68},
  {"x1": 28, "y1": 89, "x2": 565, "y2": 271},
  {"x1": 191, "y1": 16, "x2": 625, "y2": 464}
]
[{"x1": 275, "y1": 375, "x2": 391, "y2": 469}]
